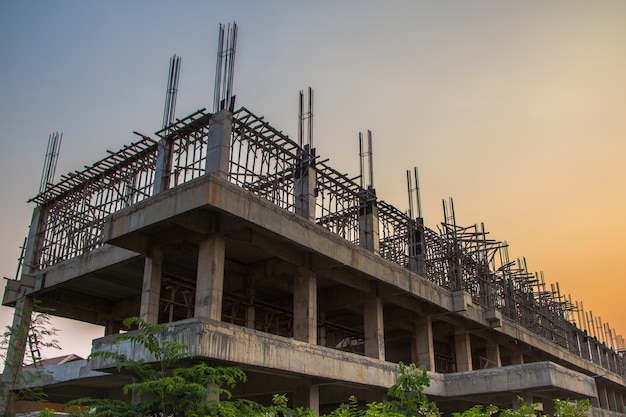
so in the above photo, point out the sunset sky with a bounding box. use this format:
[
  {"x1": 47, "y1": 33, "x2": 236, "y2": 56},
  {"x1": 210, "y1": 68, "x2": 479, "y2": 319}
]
[{"x1": 0, "y1": 1, "x2": 624, "y2": 357}]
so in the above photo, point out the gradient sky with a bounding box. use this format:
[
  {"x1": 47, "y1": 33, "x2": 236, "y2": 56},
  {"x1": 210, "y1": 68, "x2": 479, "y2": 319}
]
[{"x1": 0, "y1": 1, "x2": 624, "y2": 358}]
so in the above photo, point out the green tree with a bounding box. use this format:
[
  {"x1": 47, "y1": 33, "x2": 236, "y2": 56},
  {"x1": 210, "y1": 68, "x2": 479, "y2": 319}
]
[
  {"x1": 66, "y1": 317, "x2": 248, "y2": 417},
  {"x1": 64, "y1": 320, "x2": 593, "y2": 417},
  {"x1": 385, "y1": 362, "x2": 440, "y2": 417},
  {"x1": 453, "y1": 404, "x2": 499, "y2": 417},
  {"x1": 65, "y1": 317, "x2": 317, "y2": 417},
  {"x1": 553, "y1": 399, "x2": 591, "y2": 417},
  {"x1": 323, "y1": 364, "x2": 591, "y2": 417},
  {"x1": 0, "y1": 299, "x2": 60, "y2": 417},
  {"x1": 323, "y1": 363, "x2": 439, "y2": 417},
  {"x1": 452, "y1": 397, "x2": 592, "y2": 417}
]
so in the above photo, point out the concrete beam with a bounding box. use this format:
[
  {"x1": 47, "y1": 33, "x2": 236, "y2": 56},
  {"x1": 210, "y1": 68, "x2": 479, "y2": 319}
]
[
  {"x1": 91, "y1": 318, "x2": 447, "y2": 396},
  {"x1": 89, "y1": 319, "x2": 601, "y2": 403},
  {"x1": 444, "y1": 362, "x2": 598, "y2": 399},
  {"x1": 2, "y1": 246, "x2": 139, "y2": 307},
  {"x1": 100, "y1": 175, "x2": 626, "y2": 387},
  {"x1": 13, "y1": 359, "x2": 110, "y2": 390}
]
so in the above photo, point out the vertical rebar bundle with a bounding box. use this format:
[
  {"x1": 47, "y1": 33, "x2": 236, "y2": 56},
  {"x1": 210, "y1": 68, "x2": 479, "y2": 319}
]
[
  {"x1": 162, "y1": 54, "x2": 181, "y2": 130},
  {"x1": 213, "y1": 22, "x2": 238, "y2": 112},
  {"x1": 39, "y1": 132, "x2": 62, "y2": 194},
  {"x1": 406, "y1": 167, "x2": 421, "y2": 219},
  {"x1": 359, "y1": 131, "x2": 374, "y2": 190},
  {"x1": 298, "y1": 87, "x2": 314, "y2": 149}
]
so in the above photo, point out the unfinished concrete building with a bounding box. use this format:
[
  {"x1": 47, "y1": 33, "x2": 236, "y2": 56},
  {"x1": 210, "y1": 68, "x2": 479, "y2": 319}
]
[{"x1": 2, "y1": 24, "x2": 625, "y2": 416}]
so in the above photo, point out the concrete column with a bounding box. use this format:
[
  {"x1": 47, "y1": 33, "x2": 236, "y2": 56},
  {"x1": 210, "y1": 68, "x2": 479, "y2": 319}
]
[
  {"x1": 245, "y1": 288, "x2": 256, "y2": 330},
  {"x1": 607, "y1": 388, "x2": 618, "y2": 412},
  {"x1": 359, "y1": 187, "x2": 379, "y2": 254},
  {"x1": 23, "y1": 206, "x2": 46, "y2": 275},
  {"x1": 140, "y1": 246, "x2": 163, "y2": 324},
  {"x1": 294, "y1": 380, "x2": 320, "y2": 415},
  {"x1": 195, "y1": 235, "x2": 225, "y2": 320},
  {"x1": 364, "y1": 390, "x2": 385, "y2": 406},
  {"x1": 412, "y1": 316, "x2": 435, "y2": 371},
  {"x1": 293, "y1": 269, "x2": 317, "y2": 344},
  {"x1": 0, "y1": 294, "x2": 34, "y2": 414},
  {"x1": 597, "y1": 384, "x2": 609, "y2": 410},
  {"x1": 615, "y1": 390, "x2": 624, "y2": 413},
  {"x1": 0, "y1": 205, "x2": 45, "y2": 415},
  {"x1": 363, "y1": 295, "x2": 385, "y2": 360},
  {"x1": 408, "y1": 217, "x2": 426, "y2": 275},
  {"x1": 485, "y1": 338, "x2": 501, "y2": 368},
  {"x1": 318, "y1": 312, "x2": 327, "y2": 347},
  {"x1": 104, "y1": 320, "x2": 124, "y2": 336},
  {"x1": 542, "y1": 395, "x2": 555, "y2": 416},
  {"x1": 512, "y1": 392, "x2": 533, "y2": 409},
  {"x1": 206, "y1": 384, "x2": 220, "y2": 402},
  {"x1": 454, "y1": 328, "x2": 472, "y2": 372},
  {"x1": 152, "y1": 136, "x2": 173, "y2": 195},
  {"x1": 205, "y1": 110, "x2": 233, "y2": 178},
  {"x1": 295, "y1": 145, "x2": 317, "y2": 221},
  {"x1": 130, "y1": 377, "x2": 141, "y2": 405},
  {"x1": 510, "y1": 345, "x2": 524, "y2": 365}
]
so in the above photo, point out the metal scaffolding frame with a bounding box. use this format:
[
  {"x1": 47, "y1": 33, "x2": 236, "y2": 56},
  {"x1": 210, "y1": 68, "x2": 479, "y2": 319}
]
[
  {"x1": 156, "y1": 108, "x2": 212, "y2": 188},
  {"x1": 230, "y1": 107, "x2": 301, "y2": 212},
  {"x1": 30, "y1": 136, "x2": 158, "y2": 269}
]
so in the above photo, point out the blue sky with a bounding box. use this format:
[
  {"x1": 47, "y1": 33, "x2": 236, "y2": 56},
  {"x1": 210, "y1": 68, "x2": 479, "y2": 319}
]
[{"x1": 1, "y1": 1, "x2": 625, "y2": 356}]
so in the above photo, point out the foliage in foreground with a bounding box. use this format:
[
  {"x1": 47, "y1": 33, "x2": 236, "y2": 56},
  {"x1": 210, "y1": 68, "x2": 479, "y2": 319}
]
[
  {"x1": 325, "y1": 363, "x2": 439, "y2": 417},
  {"x1": 62, "y1": 318, "x2": 592, "y2": 417},
  {"x1": 0, "y1": 299, "x2": 60, "y2": 417},
  {"x1": 454, "y1": 397, "x2": 591, "y2": 417}
]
